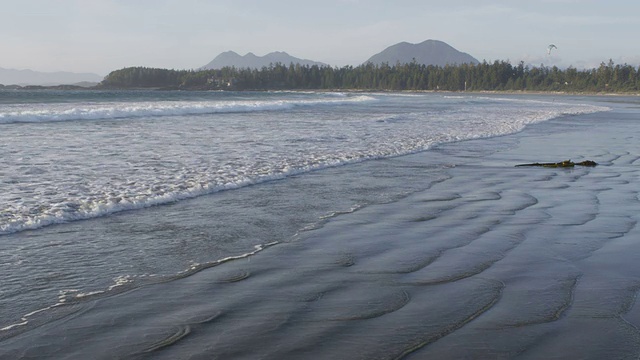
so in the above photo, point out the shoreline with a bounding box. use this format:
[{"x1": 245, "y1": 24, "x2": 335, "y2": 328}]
[
  {"x1": 2, "y1": 84, "x2": 639, "y2": 97},
  {"x1": 2, "y1": 101, "x2": 639, "y2": 358}
]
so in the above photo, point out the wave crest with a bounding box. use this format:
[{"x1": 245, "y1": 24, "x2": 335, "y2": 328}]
[{"x1": 0, "y1": 95, "x2": 376, "y2": 124}]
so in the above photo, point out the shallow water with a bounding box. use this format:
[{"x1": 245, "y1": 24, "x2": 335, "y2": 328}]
[
  {"x1": 0, "y1": 90, "x2": 606, "y2": 329},
  {"x1": 2, "y1": 92, "x2": 638, "y2": 358}
]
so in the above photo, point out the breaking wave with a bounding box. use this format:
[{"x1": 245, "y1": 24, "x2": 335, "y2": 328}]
[{"x1": 0, "y1": 95, "x2": 376, "y2": 124}]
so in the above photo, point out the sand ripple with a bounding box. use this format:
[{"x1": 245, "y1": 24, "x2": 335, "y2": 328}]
[{"x1": 2, "y1": 105, "x2": 640, "y2": 359}]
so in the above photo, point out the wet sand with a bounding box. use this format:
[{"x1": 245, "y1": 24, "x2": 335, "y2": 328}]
[{"x1": 2, "y1": 100, "x2": 640, "y2": 359}]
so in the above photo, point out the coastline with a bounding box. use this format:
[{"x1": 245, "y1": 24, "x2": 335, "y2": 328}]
[
  {"x1": 2, "y1": 83, "x2": 639, "y2": 97},
  {"x1": 1, "y1": 98, "x2": 639, "y2": 358}
]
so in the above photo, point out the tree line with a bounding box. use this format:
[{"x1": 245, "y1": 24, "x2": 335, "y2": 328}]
[{"x1": 99, "y1": 60, "x2": 640, "y2": 93}]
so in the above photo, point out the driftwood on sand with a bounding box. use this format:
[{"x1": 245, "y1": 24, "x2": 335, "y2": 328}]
[{"x1": 515, "y1": 160, "x2": 598, "y2": 168}]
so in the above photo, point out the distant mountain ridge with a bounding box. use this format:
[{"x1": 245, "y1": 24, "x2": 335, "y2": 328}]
[
  {"x1": 365, "y1": 39, "x2": 479, "y2": 67},
  {"x1": 0, "y1": 67, "x2": 103, "y2": 86},
  {"x1": 202, "y1": 40, "x2": 478, "y2": 71},
  {"x1": 201, "y1": 51, "x2": 327, "y2": 70},
  {"x1": 3, "y1": 39, "x2": 479, "y2": 86}
]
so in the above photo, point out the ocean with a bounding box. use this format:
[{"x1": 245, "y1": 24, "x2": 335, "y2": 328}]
[{"x1": 1, "y1": 89, "x2": 627, "y2": 358}]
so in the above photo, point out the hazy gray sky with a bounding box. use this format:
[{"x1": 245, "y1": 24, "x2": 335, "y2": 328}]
[{"x1": 2, "y1": 0, "x2": 639, "y2": 75}]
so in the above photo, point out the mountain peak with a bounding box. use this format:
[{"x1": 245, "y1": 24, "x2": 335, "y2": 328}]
[
  {"x1": 200, "y1": 51, "x2": 326, "y2": 70},
  {"x1": 365, "y1": 40, "x2": 479, "y2": 67}
]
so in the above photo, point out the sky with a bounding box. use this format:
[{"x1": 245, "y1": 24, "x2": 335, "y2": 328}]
[{"x1": 2, "y1": 0, "x2": 640, "y2": 76}]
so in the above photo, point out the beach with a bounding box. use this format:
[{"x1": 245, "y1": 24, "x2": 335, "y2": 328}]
[{"x1": 1, "y1": 93, "x2": 639, "y2": 359}]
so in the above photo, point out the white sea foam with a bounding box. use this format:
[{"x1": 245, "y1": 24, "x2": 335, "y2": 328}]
[
  {"x1": 0, "y1": 95, "x2": 375, "y2": 124},
  {"x1": 0, "y1": 94, "x2": 609, "y2": 236}
]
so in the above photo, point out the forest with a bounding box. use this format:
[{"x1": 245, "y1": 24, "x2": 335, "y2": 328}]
[{"x1": 99, "y1": 60, "x2": 640, "y2": 93}]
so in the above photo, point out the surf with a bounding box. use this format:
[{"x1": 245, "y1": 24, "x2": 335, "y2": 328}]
[{"x1": 0, "y1": 95, "x2": 376, "y2": 124}]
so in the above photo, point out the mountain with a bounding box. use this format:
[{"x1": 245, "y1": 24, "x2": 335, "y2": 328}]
[
  {"x1": 365, "y1": 40, "x2": 479, "y2": 67},
  {"x1": 200, "y1": 51, "x2": 327, "y2": 70},
  {"x1": 0, "y1": 67, "x2": 103, "y2": 86}
]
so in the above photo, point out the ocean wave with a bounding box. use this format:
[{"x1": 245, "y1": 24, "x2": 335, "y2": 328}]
[
  {"x1": 0, "y1": 99, "x2": 610, "y2": 236},
  {"x1": 0, "y1": 95, "x2": 376, "y2": 124},
  {"x1": 0, "y1": 159, "x2": 372, "y2": 236}
]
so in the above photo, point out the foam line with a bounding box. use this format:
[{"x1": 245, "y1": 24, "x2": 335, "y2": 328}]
[{"x1": 0, "y1": 96, "x2": 376, "y2": 124}]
